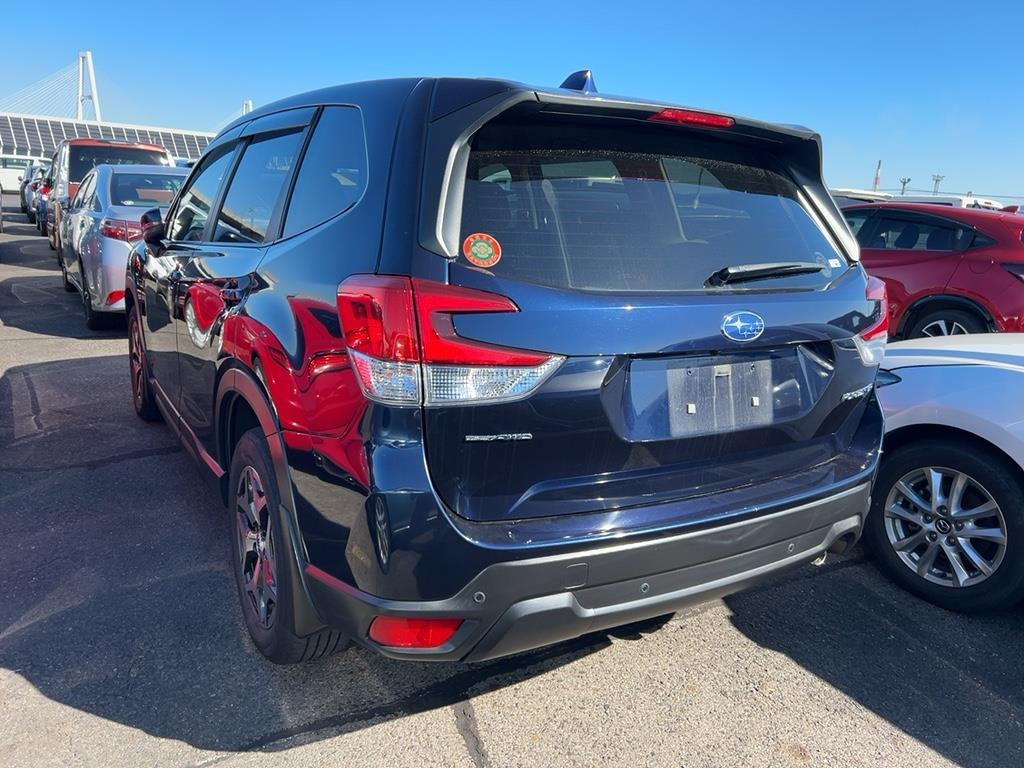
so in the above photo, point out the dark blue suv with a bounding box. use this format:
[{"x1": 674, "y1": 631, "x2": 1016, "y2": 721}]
[{"x1": 126, "y1": 73, "x2": 885, "y2": 663}]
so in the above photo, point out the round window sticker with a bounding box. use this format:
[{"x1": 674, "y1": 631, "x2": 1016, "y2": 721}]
[{"x1": 462, "y1": 233, "x2": 502, "y2": 268}]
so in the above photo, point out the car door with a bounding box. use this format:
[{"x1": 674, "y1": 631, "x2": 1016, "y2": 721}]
[
  {"x1": 62, "y1": 171, "x2": 95, "y2": 274},
  {"x1": 852, "y1": 209, "x2": 969, "y2": 324},
  {"x1": 141, "y1": 144, "x2": 239, "y2": 420},
  {"x1": 174, "y1": 114, "x2": 311, "y2": 458}
]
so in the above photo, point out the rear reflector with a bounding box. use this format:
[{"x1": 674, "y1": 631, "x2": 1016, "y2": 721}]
[
  {"x1": 337, "y1": 276, "x2": 563, "y2": 406},
  {"x1": 648, "y1": 108, "x2": 735, "y2": 128},
  {"x1": 105, "y1": 290, "x2": 125, "y2": 306},
  {"x1": 368, "y1": 616, "x2": 463, "y2": 648},
  {"x1": 853, "y1": 276, "x2": 888, "y2": 366}
]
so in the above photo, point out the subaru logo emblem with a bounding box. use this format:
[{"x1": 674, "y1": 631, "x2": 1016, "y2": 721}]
[{"x1": 721, "y1": 311, "x2": 765, "y2": 342}]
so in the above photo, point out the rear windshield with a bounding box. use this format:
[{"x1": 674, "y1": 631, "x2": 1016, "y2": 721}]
[
  {"x1": 69, "y1": 146, "x2": 168, "y2": 182},
  {"x1": 458, "y1": 118, "x2": 846, "y2": 292},
  {"x1": 110, "y1": 173, "x2": 183, "y2": 207}
]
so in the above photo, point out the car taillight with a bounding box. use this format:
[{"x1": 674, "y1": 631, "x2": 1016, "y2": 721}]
[
  {"x1": 105, "y1": 290, "x2": 125, "y2": 306},
  {"x1": 648, "y1": 108, "x2": 735, "y2": 128},
  {"x1": 337, "y1": 276, "x2": 563, "y2": 406},
  {"x1": 853, "y1": 276, "x2": 888, "y2": 366},
  {"x1": 368, "y1": 616, "x2": 463, "y2": 648},
  {"x1": 100, "y1": 219, "x2": 144, "y2": 242}
]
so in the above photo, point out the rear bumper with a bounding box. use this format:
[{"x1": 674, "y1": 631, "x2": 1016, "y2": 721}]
[{"x1": 304, "y1": 480, "x2": 870, "y2": 662}]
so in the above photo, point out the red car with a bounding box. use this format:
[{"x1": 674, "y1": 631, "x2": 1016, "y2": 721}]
[
  {"x1": 844, "y1": 203, "x2": 1024, "y2": 338},
  {"x1": 46, "y1": 138, "x2": 173, "y2": 254}
]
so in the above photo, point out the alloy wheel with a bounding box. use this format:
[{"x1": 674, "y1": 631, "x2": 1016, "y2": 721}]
[
  {"x1": 884, "y1": 466, "x2": 1008, "y2": 588},
  {"x1": 236, "y1": 465, "x2": 278, "y2": 628},
  {"x1": 921, "y1": 319, "x2": 969, "y2": 337},
  {"x1": 128, "y1": 318, "x2": 145, "y2": 408}
]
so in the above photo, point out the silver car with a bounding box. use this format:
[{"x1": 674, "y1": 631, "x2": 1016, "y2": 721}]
[
  {"x1": 59, "y1": 164, "x2": 187, "y2": 329},
  {"x1": 872, "y1": 335, "x2": 1024, "y2": 611}
]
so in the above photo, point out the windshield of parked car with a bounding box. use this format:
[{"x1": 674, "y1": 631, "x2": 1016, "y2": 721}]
[
  {"x1": 459, "y1": 117, "x2": 847, "y2": 292},
  {"x1": 69, "y1": 147, "x2": 169, "y2": 183},
  {"x1": 109, "y1": 173, "x2": 184, "y2": 207}
]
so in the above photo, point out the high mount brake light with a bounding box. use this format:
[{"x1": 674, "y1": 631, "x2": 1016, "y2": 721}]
[
  {"x1": 647, "y1": 108, "x2": 735, "y2": 128},
  {"x1": 337, "y1": 276, "x2": 563, "y2": 406},
  {"x1": 854, "y1": 276, "x2": 889, "y2": 366}
]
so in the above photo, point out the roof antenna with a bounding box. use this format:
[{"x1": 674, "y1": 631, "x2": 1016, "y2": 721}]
[{"x1": 559, "y1": 70, "x2": 598, "y2": 94}]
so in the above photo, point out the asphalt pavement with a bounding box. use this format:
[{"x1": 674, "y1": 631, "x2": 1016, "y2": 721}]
[{"x1": 1, "y1": 192, "x2": 1022, "y2": 768}]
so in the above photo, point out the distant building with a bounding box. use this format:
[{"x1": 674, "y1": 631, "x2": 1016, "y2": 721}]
[{"x1": 0, "y1": 111, "x2": 213, "y2": 189}]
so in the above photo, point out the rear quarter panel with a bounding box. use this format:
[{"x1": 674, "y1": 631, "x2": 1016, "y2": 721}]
[{"x1": 879, "y1": 364, "x2": 1024, "y2": 469}]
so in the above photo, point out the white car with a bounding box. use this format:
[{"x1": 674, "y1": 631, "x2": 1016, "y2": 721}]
[{"x1": 872, "y1": 335, "x2": 1024, "y2": 611}]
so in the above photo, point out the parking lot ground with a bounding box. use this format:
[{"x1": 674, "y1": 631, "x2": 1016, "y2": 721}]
[{"x1": 1, "y1": 191, "x2": 1022, "y2": 768}]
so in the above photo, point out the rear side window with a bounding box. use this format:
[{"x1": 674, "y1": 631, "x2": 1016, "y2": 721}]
[
  {"x1": 213, "y1": 130, "x2": 305, "y2": 244},
  {"x1": 458, "y1": 119, "x2": 846, "y2": 292},
  {"x1": 283, "y1": 106, "x2": 367, "y2": 237},
  {"x1": 869, "y1": 215, "x2": 970, "y2": 251}
]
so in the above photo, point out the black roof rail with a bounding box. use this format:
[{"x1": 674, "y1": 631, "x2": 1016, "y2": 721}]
[{"x1": 559, "y1": 70, "x2": 597, "y2": 94}]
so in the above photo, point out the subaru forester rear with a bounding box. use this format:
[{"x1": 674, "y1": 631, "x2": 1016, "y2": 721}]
[{"x1": 127, "y1": 74, "x2": 884, "y2": 663}]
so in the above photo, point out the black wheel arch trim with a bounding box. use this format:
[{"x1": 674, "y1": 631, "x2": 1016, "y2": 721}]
[
  {"x1": 898, "y1": 294, "x2": 996, "y2": 337},
  {"x1": 215, "y1": 362, "x2": 329, "y2": 637}
]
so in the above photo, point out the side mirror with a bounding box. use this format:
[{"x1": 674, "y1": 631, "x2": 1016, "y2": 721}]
[
  {"x1": 17, "y1": 175, "x2": 22, "y2": 182},
  {"x1": 141, "y1": 208, "x2": 166, "y2": 245}
]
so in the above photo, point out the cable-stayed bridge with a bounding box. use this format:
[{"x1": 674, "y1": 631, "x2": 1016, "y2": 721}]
[{"x1": 0, "y1": 51, "x2": 215, "y2": 171}]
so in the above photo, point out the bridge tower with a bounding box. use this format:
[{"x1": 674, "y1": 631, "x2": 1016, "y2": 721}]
[{"x1": 76, "y1": 50, "x2": 102, "y2": 122}]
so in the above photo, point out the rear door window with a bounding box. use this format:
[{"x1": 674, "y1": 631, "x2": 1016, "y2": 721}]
[
  {"x1": 870, "y1": 214, "x2": 970, "y2": 251},
  {"x1": 213, "y1": 130, "x2": 304, "y2": 244},
  {"x1": 283, "y1": 106, "x2": 367, "y2": 237},
  {"x1": 458, "y1": 120, "x2": 846, "y2": 292}
]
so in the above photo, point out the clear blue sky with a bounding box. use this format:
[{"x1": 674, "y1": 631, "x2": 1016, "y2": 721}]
[{"x1": 5, "y1": 1, "x2": 1023, "y2": 199}]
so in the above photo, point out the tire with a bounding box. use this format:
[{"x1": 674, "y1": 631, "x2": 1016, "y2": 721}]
[
  {"x1": 48, "y1": 228, "x2": 56, "y2": 251},
  {"x1": 128, "y1": 311, "x2": 162, "y2": 422},
  {"x1": 60, "y1": 261, "x2": 75, "y2": 292},
  {"x1": 79, "y1": 260, "x2": 113, "y2": 331},
  {"x1": 865, "y1": 438, "x2": 1024, "y2": 611},
  {"x1": 907, "y1": 308, "x2": 987, "y2": 339},
  {"x1": 20, "y1": 197, "x2": 27, "y2": 213},
  {"x1": 27, "y1": 210, "x2": 36, "y2": 224},
  {"x1": 229, "y1": 428, "x2": 349, "y2": 663}
]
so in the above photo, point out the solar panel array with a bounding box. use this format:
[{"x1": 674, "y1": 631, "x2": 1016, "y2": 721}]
[{"x1": 0, "y1": 112, "x2": 214, "y2": 160}]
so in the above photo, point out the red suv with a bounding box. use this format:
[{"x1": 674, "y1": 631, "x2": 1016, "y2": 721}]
[
  {"x1": 843, "y1": 203, "x2": 1024, "y2": 338},
  {"x1": 46, "y1": 139, "x2": 173, "y2": 254}
]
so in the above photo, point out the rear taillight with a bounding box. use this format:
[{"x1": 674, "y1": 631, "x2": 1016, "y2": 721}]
[
  {"x1": 100, "y1": 219, "x2": 144, "y2": 242},
  {"x1": 853, "y1": 276, "x2": 888, "y2": 366},
  {"x1": 337, "y1": 276, "x2": 563, "y2": 406},
  {"x1": 368, "y1": 616, "x2": 463, "y2": 648},
  {"x1": 648, "y1": 108, "x2": 735, "y2": 128}
]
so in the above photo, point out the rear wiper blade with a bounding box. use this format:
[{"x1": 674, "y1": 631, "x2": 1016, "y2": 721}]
[{"x1": 706, "y1": 261, "x2": 825, "y2": 287}]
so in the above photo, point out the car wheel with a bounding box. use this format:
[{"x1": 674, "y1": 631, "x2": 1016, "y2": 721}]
[
  {"x1": 60, "y1": 261, "x2": 75, "y2": 292},
  {"x1": 20, "y1": 197, "x2": 27, "y2": 213},
  {"x1": 49, "y1": 228, "x2": 56, "y2": 252},
  {"x1": 229, "y1": 428, "x2": 349, "y2": 664},
  {"x1": 865, "y1": 439, "x2": 1024, "y2": 611},
  {"x1": 128, "y1": 311, "x2": 162, "y2": 422},
  {"x1": 907, "y1": 309, "x2": 986, "y2": 338},
  {"x1": 27, "y1": 209, "x2": 36, "y2": 224},
  {"x1": 80, "y1": 260, "x2": 113, "y2": 331}
]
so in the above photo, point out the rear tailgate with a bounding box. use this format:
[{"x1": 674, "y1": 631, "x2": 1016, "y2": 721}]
[{"x1": 418, "y1": 101, "x2": 881, "y2": 524}]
